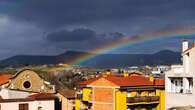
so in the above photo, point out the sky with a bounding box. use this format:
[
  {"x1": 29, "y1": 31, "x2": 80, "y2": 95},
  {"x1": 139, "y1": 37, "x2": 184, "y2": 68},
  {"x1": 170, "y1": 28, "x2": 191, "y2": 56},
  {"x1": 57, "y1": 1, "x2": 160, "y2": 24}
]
[{"x1": 0, "y1": 0, "x2": 195, "y2": 60}]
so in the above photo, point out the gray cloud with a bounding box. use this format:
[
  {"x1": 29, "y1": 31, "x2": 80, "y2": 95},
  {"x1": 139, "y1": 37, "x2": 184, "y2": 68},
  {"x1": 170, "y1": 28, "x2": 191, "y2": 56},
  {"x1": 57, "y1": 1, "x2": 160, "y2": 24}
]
[
  {"x1": 46, "y1": 28, "x2": 96, "y2": 42},
  {"x1": 0, "y1": 0, "x2": 195, "y2": 59},
  {"x1": 3, "y1": 0, "x2": 195, "y2": 29}
]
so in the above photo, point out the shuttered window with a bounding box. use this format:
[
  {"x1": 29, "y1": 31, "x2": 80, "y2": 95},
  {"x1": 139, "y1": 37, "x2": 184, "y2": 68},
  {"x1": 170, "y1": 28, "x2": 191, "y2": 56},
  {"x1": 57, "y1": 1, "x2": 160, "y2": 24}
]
[{"x1": 19, "y1": 103, "x2": 29, "y2": 110}]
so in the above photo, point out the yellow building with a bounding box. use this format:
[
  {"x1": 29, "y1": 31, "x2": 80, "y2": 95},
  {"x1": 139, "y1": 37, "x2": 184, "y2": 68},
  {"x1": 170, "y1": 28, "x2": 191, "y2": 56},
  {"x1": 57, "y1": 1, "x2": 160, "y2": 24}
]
[{"x1": 76, "y1": 72, "x2": 165, "y2": 110}]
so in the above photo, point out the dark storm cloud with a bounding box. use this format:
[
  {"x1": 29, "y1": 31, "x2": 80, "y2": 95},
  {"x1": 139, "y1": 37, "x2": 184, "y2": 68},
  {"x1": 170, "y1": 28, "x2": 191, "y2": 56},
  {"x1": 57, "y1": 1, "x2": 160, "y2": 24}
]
[
  {"x1": 1, "y1": 0, "x2": 195, "y2": 59},
  {"x1": 46, "y1": 28, "x2": 96, "y2": 42},
  {"x1": 4, "y1": 0, "x2": 195, "y2": 29}
]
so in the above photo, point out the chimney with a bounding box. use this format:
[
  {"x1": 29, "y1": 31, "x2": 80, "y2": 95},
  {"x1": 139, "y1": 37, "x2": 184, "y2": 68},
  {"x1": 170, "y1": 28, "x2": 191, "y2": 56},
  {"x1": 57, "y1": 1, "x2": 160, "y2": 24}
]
[
  {"x1": 123, "y1": 72, "x2": 129, "y2": 77},
  {"x1": 149, "y1": 76, "x2": 154, "y2": 82},
  {"x1": 182, "y1": 40, "x2": 189, "y2": 52}
]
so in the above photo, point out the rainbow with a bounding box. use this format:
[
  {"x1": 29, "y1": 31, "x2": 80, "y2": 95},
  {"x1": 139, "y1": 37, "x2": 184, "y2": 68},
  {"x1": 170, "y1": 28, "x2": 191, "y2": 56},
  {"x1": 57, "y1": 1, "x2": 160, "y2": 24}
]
[{"x1": 69, "y1": 27, "x2": 195, "y2": 65}]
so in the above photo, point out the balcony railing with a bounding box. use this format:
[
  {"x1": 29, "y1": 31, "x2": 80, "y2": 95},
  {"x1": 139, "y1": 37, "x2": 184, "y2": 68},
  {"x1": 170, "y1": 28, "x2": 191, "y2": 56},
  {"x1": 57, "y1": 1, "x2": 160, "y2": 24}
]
[{"x1": 126, "y1": 96, "x2": 160, "y2": 103}]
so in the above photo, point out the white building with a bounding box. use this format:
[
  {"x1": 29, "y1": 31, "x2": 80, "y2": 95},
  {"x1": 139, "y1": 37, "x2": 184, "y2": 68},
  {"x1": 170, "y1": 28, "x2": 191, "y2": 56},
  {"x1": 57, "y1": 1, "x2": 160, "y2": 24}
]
[
  {"x1": 166, "y1": 40, "x2": 195, "y2": 109},
  {"x1": 0, "y1": 89, "x2": 56, "y2": 110},
  {"x1": 151, "y1": 65, "x2": 170, "y2": 77}
]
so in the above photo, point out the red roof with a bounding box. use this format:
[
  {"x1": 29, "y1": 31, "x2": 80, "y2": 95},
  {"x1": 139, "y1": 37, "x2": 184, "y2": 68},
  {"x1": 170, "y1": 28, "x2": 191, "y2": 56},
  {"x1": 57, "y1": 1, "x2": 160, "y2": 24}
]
[
  {"x1": 80, "y1": 76, "x2": 101, "y2": 85},
  {"x1": 28, "y1": 93, "x2": 55, "y2": 99},
  {"x1": 154, "y1": 78, "x2": 165, "y2": 86},
  {"x1": 81, "y1": 74, "x2": 164, "y2": 87},
  {"x1": 0, "y1": 74, "x2": 12, "y2": 85}
]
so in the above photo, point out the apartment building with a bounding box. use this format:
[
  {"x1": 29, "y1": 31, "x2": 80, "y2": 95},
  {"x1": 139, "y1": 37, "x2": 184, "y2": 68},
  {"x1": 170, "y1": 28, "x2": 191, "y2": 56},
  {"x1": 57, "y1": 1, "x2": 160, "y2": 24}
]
[
  {"x1": 76, "y1": 72, "x2": 165, "y2": 110},
  {"x1": 166, "y1": 40, "x2": 195, "y2": 109}
]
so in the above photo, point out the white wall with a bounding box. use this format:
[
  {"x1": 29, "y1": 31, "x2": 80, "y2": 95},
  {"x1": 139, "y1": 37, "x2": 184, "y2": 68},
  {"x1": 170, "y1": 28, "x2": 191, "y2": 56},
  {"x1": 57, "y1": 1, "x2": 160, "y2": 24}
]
[
  {"x1": 166, "y1": 93, "x2": 195, "y2": 109},
  {"x1": 0, "y1": 89, "x2": 34, "y2": 99},
  {"x1": 166, "y1": 42, "x2": 195, "y2": 109},
  {"x1": 0, "y1": 100, "x2": 55, "y2": 110}
]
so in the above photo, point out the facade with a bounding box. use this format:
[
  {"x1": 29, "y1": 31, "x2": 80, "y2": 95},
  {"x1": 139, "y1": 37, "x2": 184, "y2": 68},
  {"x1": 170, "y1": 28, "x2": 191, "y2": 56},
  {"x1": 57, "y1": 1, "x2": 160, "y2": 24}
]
[
  {"x1": 165, "y1": 41, "x2": 195, "y2": 109},
  {"x1": 0, "y1": 89, "x2": 56, "y2": 110},
  {"x1": 0, "y1": 69, "x2": 76, "y2": 110},
  {"x1": 8, "y1": 69, "x2": 55, "y2": 93},
  {"x1": 76, "y1": 72, "x2": 165, "y2": 110},
  {"x1": 151, "y1": 65, "x2": 170, "y2": 77},
  {"x1": 56, "y1": 89, "x2": 76, "y2": 110}
]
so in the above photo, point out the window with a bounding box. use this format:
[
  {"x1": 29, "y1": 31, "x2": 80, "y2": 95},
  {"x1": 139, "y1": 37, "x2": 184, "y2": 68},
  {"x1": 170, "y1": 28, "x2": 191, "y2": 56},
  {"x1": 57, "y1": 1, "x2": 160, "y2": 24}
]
[
  {"x1": 23, "y1": 81, "x2": 31, "y2": 89},
  {"x1": 19, "y1": 103, "x2": 29, "y2": 110},
  {"x1": 38, "y1": 107, "x2": 42, "y2": 110},
  {"x1": 137, "y1": 91, "x2": 141, "y2": 96},
  {"x1": 127, "y1": 92, "x2": 131, "y2": 97}
]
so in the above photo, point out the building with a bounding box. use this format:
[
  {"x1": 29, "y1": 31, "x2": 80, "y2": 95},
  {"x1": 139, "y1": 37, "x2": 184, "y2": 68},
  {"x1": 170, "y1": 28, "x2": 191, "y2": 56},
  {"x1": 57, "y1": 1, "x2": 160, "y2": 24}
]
[
  {"x1": 76, "y1": 72, "x2": 165, "y2": 110},
  {"x1": 0, "y1": 93, "x2": 57, "y2": 110},
  {"x1": 7, "y1": 69, "x2": 56, "y2": 93},
  {"x1": 0, "y1": 69, "x2": 76, "y2": 110},
  {"x1": 165, "y1": 40, "x2": 195, "y2": 109},
  {"x1": 56, "y1": 89, "x2": 76, "y2": 110},
  {"x1": 0, "y1": 89, "x2": 56, "y2": 110},
  {"x1": 151, "y1": 65, "x2": 170, "y2": 77}
]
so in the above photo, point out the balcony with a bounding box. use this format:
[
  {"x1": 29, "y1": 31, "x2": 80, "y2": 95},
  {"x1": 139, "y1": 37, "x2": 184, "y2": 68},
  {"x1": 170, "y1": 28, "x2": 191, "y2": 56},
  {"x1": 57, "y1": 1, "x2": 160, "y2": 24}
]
[
  {"x1": 77, "y1": 94, "x2": 82, "y2": 99},
  {"x1": 127, "y1": 96, "x2": 159, "y2": 104}
]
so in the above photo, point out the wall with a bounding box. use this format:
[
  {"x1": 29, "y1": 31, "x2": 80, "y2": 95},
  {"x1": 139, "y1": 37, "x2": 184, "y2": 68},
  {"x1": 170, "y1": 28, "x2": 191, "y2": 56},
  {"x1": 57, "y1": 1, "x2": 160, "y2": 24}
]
[
  {"x1": 0, "y1": 88, "x2": 33, "y2": 99},
  {"x1": 8, "y1": 70, "x2": 55, "y2": 93},
  {"x1": 166, "y1": 93, "x2": 195, "y2": 109},
  {"x1": 115, "y1": 90, "x2": 126, "y2": 110},
  {"x1": 188, "y1": 48, "x2": 195, "y2": 94},
  {"x1": 156, "y1": 89, "x2": 165, "y2": 110},
  {"x1": 0, "y1": 100, "x2": 55, "y2": 110},
  {"x1": 56, "y1": 93, "x2": 75, "y2": 110},
  {"x1": 92, "y1": 87, "x2": 114, "y2": 110}
]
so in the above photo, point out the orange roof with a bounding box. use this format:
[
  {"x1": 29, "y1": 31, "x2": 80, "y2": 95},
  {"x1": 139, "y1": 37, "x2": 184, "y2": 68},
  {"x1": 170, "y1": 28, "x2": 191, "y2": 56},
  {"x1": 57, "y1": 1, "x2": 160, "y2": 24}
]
[
  {"x1": 81, "y1": 74, "x2": 164, "y2": 87},
  {"x1": 80, "y1": 76, "x2": 101, "y2": 85},
  {"x1": 154, "y1": 78, "x2": 165, "y2": 86},
  {"x1": 57, "y1": 89, "x2": 76, "y2": 99},
  {"x1": 0, "y1": 74, "x2": 12, "y2": 86}
]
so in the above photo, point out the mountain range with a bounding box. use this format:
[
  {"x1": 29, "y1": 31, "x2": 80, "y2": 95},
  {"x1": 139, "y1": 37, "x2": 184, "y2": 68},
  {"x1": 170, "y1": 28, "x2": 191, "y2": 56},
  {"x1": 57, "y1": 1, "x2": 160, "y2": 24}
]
[{"x1": 0, "y1": 50, "x2": 181, "y2": 68}]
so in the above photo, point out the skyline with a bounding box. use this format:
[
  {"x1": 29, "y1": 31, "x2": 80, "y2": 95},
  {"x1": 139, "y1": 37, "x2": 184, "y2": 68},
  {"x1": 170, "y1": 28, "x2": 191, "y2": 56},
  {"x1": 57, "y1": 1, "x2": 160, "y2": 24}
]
[{"x1": 1, "y1": 0, "x2": 195, "y2": 60}]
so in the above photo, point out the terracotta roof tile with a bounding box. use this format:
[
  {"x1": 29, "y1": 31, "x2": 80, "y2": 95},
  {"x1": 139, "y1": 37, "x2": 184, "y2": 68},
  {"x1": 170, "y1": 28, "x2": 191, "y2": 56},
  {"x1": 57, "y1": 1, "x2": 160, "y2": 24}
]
[
  {"x1": 80, "y1": 76, "x2": 101, "y2": 85},
  {"x1": 57, "y1": 89, "x2": 76, "y2": 99},
  {"x1": 154, "y1": 78, "x2": 165, "y2": 86},
  {"x1": 28, "y1": 93, "x2": 55, "y2": 99},
  {"x1": 80, "y1": 73, "x2": 164, "y2": 87},
  {"x1": 0, "y1": 74, "x2": 12, "y2": 85}
]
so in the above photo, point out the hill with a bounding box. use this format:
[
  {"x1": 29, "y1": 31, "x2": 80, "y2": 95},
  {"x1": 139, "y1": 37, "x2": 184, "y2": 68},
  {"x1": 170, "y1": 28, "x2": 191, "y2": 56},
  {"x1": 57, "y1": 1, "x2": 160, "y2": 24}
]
[{"x1": 0, "y1": 50, "x2": 181, "y2": 68}]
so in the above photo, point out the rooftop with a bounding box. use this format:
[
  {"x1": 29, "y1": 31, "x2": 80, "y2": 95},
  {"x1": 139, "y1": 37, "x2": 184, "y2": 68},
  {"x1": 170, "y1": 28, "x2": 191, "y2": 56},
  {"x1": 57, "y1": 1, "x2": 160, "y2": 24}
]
[
  {"x1": 80, "y1": 72, "x2": 165, "y2": 87},
  {"x1": 0, "y1": 74, "x2": 12, "y2": 86}
]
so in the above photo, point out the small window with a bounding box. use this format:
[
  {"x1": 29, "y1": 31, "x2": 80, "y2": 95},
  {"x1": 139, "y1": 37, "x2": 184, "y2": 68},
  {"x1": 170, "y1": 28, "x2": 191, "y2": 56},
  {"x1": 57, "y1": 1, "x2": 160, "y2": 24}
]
[
  {"x1": 38, "y1": 107, "x2": 42, "y2": 110},
  {"x1": 19, "y1": 103, "x2": 29, "y2": 110},
  {"x1": 23, "y1": 81, "x2": 31, "y2": 89}
]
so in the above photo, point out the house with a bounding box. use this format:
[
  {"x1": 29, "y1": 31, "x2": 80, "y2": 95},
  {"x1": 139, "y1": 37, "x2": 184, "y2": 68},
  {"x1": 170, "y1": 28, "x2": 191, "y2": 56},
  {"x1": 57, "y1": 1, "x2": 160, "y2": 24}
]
[
  {"x1": 0, "y1": 93, "x2": 57, "y2": 110},
  {"x1": 76, "y1": 72, "x2": 165, "y2": 110},
  {"x1": 151, "y1": 65, "x2": 170, "y2": 77},
  {"x1": 56, "y1": 89, "x2": 76, "y2": 110},
  {"x1": 2, "y1": 69, "x2": 77, "y2": 110},
  {"x1": 165, "y1": 40, "x2": 195, "y2": 109}
]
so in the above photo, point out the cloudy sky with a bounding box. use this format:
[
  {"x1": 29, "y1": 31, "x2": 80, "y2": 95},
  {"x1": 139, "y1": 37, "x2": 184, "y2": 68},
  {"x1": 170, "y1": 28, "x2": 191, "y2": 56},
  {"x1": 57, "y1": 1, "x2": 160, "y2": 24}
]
[{"x1": 0, "y1": 0, "x2": 195, "y2": 59}]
